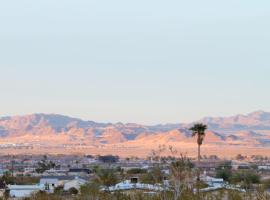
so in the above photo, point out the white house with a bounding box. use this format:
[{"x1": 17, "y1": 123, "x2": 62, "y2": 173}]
[
  {"x1": 199, "y1": 176, "x2": 245, "y2": 193},
  {"x1": 68, "y1": 168, "x2": 91, "y2": 177},
  {"x1": 258, "y1": 165, "x2": 270, "y2": 170},
  {"x1": 63, "y1": 177, "x2": 87, "y2": 191},
  {"x1": 39, "y1": 178, "x2": 59, "y2": 193},
  {"x1": 43, "y1": 169, "x2": 69, "y2": 176},
  {"x1": 8, "y1": 184, "x2": 45, "y2": 198},
  {"x1": 202, "y1": 176, "x2": 224, "y2": 187},
  {"x1": 107, "y1": 180, "x2": 164, "y2": 192},
  {"x1": 23, "y1": 168, "x2": 36, "y2": 175},
  {"x1": 40, "y1": 176, "x2": 87, "y2": 192}
]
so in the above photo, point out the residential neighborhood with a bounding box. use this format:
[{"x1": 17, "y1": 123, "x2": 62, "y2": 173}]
[{"x1": 0, "y1": 152, "x2": 269, "y2": 199}]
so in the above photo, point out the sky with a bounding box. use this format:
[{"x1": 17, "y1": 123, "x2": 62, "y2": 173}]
[{"x1": 0, "y1": 0, "x2": 270, "y2": 124}]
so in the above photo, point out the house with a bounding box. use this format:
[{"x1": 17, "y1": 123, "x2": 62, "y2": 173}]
[
  {"x1": 202, "y1": 176, "x2": 224, "y2": 187},
  {"x1": 231, "y1": 161, "x2": 249, "y2": 170},
  {"x1": 8, "y1": 184, "x2": 45, "y2": 198},
  {"x1": 39, "y1": 177, "x2": 59, "y2": 193},
  {"x1": 43, "y1": 169, "x2": 69, "y2": 176},
  {"x1": 238, "y1": 165, "x2": 250, "y2": 170},
  {"x1": 68, "y1": 168, "x2": 91, "y2": 176},
  {"x1": 200, "y1": 175, "x2": 246, "y2": 193},
  {"x1": 39, "y1": 176, "x2": 87, "y2": 192},
  {"x1": 23, "y1": 168, "x2": 36, "y2": 176},
  {"x1": 107, "y1": 180, "x2": 165, "y2": 192},
  {"x1": 258, "y1": 165, "x2": 270, "y2": 170},
  {"x1": 63, "y1": 177, "x2": 87, "y2": 191}
]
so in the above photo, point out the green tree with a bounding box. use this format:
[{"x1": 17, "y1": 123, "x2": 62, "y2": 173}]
[
  {"x1": 35, "y1": 157, "x2": 56, "y2": 174},
  {"x1": 216, "y1": 169, "x2": 232, "y2": 182},
  {"x1": 1, "y1": 171, "x2": 14, "y2": 184},
  {"x1": 140, "y1": 167, "x2": 163, "y2": 185},
  {"x1": 96, "y1": 168, "x2": 118, "y2": 187},
  {"x1": 231, "y1": 170, "x2": 260, "y2": 190},
  {"x1": 216, "y1": 161, "x2": 232, "y2": 181}
]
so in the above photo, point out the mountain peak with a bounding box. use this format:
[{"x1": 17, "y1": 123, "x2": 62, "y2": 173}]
[
  {"x1": 200, "y1": 110, "x2": 270, "y2": 131},
  {"x1": 247, "y1": 110, "x2": 270, "y2": 120},
  {"x1": 0, "y1": 111, "x2": 270, "y2": 150}
]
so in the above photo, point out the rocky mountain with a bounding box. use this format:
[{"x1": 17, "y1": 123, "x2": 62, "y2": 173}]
[
  {"x1": 0, "y1": 111, "x2": 270, "y2": 148},
  {"x1": 201, "y1": 110, "x2": 270, "y2": 131}
]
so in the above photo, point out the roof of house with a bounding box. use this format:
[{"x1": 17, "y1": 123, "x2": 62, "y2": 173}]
[
  {"x1": 40, "y1": 175, "x2": 88, "y2": 182},
  {"x1": 8, "y1": 184, "x2": 44, "y2": 190},
  {"x1": 40, "y1": 178, "x2": 59, "y2": 184},
  {"x1": 66, "y1": 177, "x2": 87, "y2": 183},
  {"x1": 40, "y1": 175, "x2": 76, "y2": 181},
  {"x1": 107, "y1": 180, "x2": 164, "y2": 192},
  {"x1": 69, "y1": 168, "x2": 92, "y2": 174},
  {"x1": 202, "y1": 176, "x2": 224, "y2": 183}
]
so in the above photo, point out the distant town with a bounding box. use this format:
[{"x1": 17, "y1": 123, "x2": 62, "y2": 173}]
[
  {"x1": 0, "y1": 147, "x2": 270, "y2": 199},
  {"x1": 0, "y1": 113, "x2": 270, "y2": 199}
]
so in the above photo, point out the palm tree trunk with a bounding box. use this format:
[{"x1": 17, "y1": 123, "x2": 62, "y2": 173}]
[{"x1": 196, "y1": 144, "x2": 201, "y2": 196}]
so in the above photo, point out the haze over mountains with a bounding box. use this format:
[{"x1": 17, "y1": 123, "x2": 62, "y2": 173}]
[{"x1": 1, "y1": 111, "x2": 270, "y2": 150}]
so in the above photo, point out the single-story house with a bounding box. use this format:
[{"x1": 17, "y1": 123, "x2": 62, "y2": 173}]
[
  {"x1": 40, "y1": 176, "x2": 87, "y2": 192},
  {"x1": 107, "y1": 180, "x2": 164, "y2": 192},
  {"x1": 39, "y1": 177, "x2": 59, "y2": 193},
  {"x1": 8, "y1": 184, "x2": 45, "y2": 198},
  {"x1": 202, "y1": 176, "x2": 224, "y2": 187},
  {"x1": 64, "y1": 177, "x2": 87, "y2": 191},
  {"x1": 68, "y1": 168, "x2": 91, "y2": 176}
]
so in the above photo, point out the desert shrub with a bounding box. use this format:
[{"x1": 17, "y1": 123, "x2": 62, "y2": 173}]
[
  {"x1": 0, "y1": 172, "x2": 39, "y2": 185},
  {"x1": 254, "y1": 186, "x2": 270, "y2": 200},
  {"x1": 140, "y1": 172, "x2": 156, "y2": 184},
  {"x1": 140, "y1": 167, "x2": 164, "y2": 185},
  {"x1": 54, "y1": 186, "x2": 64, "y2": 195},
  {"x1": 80, "y1": 182, "x2": 101, "y2": 199},
  {"x1": 95, "y1": 168, "x2": 118, "y2": 187},
  {"x1": 230, "y1": 170, "x2": 260, "y2": 189},
  {"x1": 25, "y1": 191, "x2": 64, "y2": 200},
  {"x1": 216, "y1": 169, "x2": 232, "y2": 182},
  {"x1": 227, "y1": 190, "x2": 244, "y2": 200},
  {"x1": 216, "y1": 161, "x2": 232, "y2": 182},
  {"x1": 69, "y1": 187, "x2": 79, "y2": 195}
]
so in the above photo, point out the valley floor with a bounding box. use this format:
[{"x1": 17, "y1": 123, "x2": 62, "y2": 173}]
[{"x1": 0, "y1": 145, "x2": 269, "y2": 158}]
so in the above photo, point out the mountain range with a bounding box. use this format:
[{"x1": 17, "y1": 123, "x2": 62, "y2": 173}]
[{"x1": 1, "y1": 111, "x2": 270, "y2": 152}]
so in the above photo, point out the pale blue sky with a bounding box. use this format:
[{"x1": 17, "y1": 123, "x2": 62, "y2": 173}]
[{"x1": 0, "y1": 0, "x2": 269, "y2": 124}]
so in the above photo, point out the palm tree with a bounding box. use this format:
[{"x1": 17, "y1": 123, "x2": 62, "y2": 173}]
[{"x1": 189, "y1": 123, "x2": 207, "y2": 181}]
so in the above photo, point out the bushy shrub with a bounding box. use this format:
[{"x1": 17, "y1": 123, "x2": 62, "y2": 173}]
[{"x1": 69, "y1": 187, "x2": 79, "y2": 195}]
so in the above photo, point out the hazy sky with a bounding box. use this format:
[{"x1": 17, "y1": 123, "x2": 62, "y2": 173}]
[{"x1": 0, "y1": 0, "x2": 270, "y2": 124}]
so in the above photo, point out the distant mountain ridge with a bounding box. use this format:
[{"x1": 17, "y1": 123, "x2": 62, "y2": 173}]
[
  {"x1": 0, "y1": 111, "x2": 270, "y2": 148},
  {"x1": 201, "y1": 110, "x2": 270, "y2": 131}
]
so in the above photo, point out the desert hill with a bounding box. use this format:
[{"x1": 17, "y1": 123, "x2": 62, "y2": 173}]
[{"x1": 0, "y1": 111, "x2": 270, "y2": 156}]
